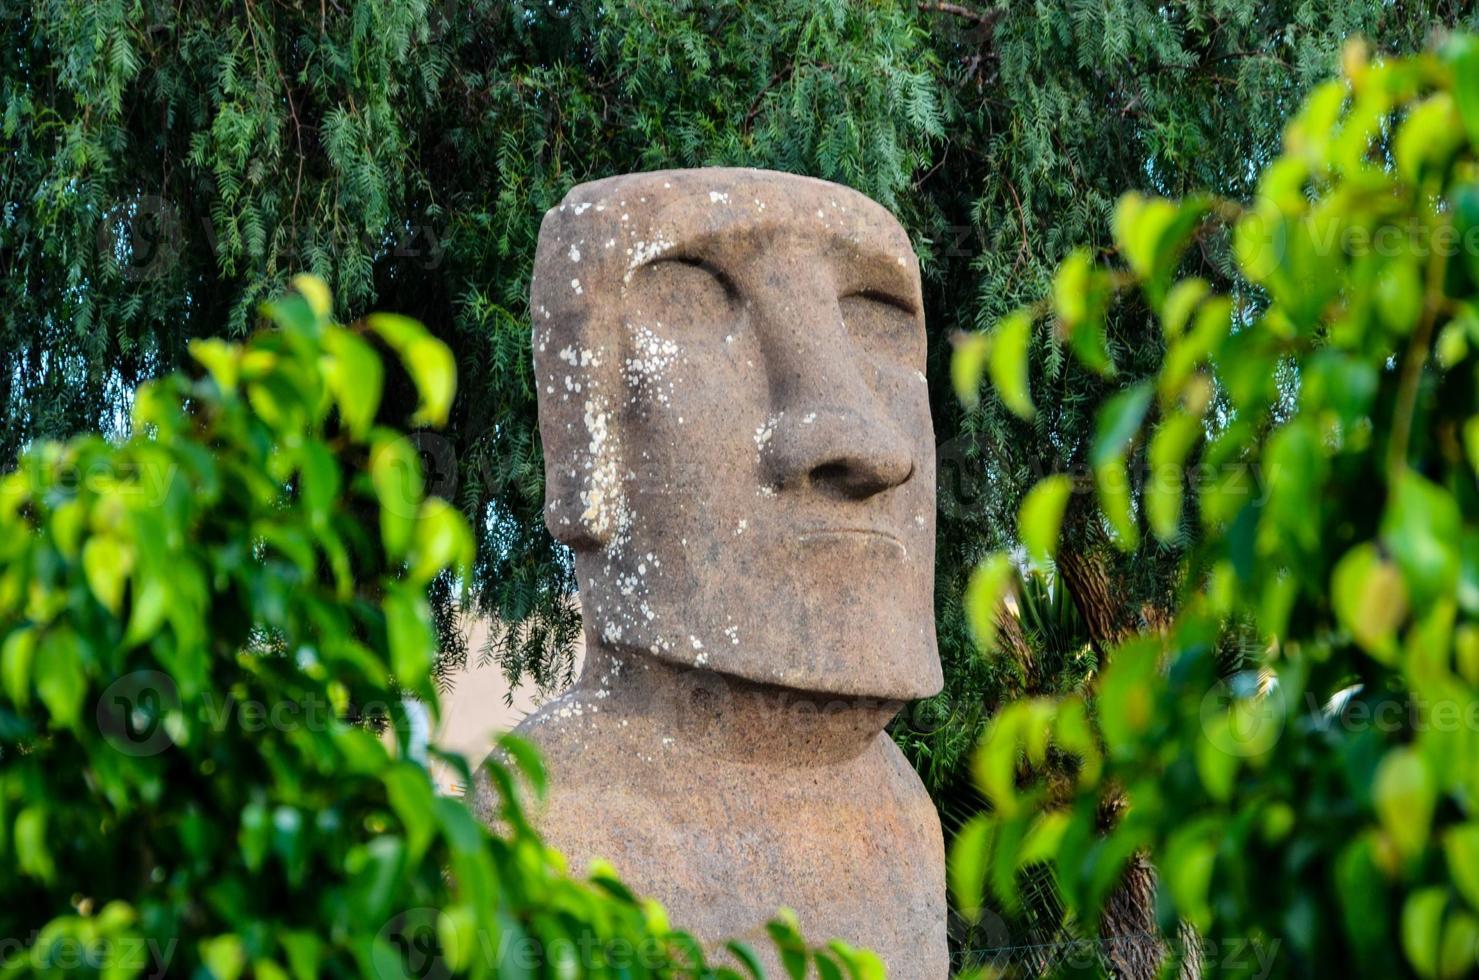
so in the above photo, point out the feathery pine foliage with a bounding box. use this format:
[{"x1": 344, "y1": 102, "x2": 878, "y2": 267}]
[
  {"x1": 1, "y1": 0, "x2": 945, "y2": 691},
  {"x1": 955, "y1": 36, "x2": 1479, "y2": 978},
  {"x1": 0, "y1": 275, "x2": 856, "y2": 979}
]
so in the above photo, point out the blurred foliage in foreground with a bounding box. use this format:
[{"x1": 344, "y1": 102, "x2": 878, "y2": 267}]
[
  {"x1": 0, "y1": 277, "x2": 862, "y2": 978},
  {"x1": 954, "y1": 36, "x2": 1479, "y2": 980}
]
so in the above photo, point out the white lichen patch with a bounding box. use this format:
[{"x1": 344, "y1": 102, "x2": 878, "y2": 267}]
[
  {"x1": 624, "y1": 322, "x2": 681, "y2": 406},
  {"x1": 570, "y1": 278, "x2": 583, "y2": 295},
  {"x1": 568, "y1": 244, "x2": 582, "y2": 262},
  {"x1": 734, "y1": 519, "x2": 748, "y2": 535},
  {"x1": 625, "y1": 235, "x2": 675, "y2": 281},
  {"x1": 754, "y1": 412, "x2": 782, "y2": 451},
  {"x1": 579, "y1": 395, "x2": 630, "y2": 547},
  {"x1": 558, "y1": 345, "x2": 599, "y2": 369},
  {"x1": 709, "y1": 191, "x2": 729, "y2": 204},
  {"x1": 572, "y1": 202, "x2": 592, "y2": 216}
]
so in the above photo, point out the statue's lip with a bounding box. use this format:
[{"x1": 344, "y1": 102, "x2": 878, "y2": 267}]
[{"x1": 795, "y1": 527, "x2": 906, "y2": 555}]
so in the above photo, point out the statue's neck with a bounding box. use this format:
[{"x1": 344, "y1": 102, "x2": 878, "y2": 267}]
[{"x1": 575, "y1": 646, "x2": 902, "y2": 765}]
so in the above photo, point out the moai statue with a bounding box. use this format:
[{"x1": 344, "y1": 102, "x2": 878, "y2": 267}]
[{"x1": 475, "y1": 168, "x2": 948, "y2": 978}]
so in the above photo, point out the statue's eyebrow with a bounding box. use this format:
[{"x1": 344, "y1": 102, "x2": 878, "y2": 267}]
[{"x1": 640, "y1": 219, "x2": 919, "y2": 310}]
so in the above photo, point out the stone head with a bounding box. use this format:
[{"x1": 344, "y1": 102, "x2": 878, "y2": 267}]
[{"x1": 531, "y1": 168, "x2": 941, "y2": 700}]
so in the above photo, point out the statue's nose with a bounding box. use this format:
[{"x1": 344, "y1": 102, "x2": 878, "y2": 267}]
[
  {"x1": 765, "y1": 407, "x2": 915, "y2": 499},
  {"x1": 756, "y1": 279, "x2": 916, "y2": 500}
]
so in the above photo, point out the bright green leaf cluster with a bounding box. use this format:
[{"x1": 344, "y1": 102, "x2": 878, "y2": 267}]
[
  {"x1": 952, "y1": 36, "x2": 1479, "y2": 978},
  {"x1": 0, "y1": 278, "x2": 814, "y2": 978}
]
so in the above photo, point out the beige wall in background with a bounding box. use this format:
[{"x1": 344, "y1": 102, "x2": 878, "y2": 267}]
[{"x1": 431, "y1": 616, "x2": 583, "y2": 793}]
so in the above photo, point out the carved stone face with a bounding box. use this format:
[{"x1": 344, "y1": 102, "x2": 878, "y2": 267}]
[{"x1": 532, "y1": 169, "x2": 941, "y2": 700}]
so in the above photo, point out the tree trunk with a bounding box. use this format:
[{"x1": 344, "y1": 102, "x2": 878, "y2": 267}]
[
  {"x1": 1054, "y1": 506, "x2": 1197, "y2": 979},
  {"x1": 1099, "y1": 853, "x2": 1163, "y2": 980}
]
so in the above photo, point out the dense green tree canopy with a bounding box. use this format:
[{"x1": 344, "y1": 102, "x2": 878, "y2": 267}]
[{"x1": 954, "y1": 36, "x2": 1479, "y2": 977}]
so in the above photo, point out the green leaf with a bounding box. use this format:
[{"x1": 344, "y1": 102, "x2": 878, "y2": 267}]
[
  {"x1": 951, "y1": 331, "x2": 990, "y2": 409},
  {"x1": 988, "y1": 310, "x2": 1034, "y2": 419},
  {"x1": 15, "y1": 807, "x2": 54, "y2": 882},
  {"x1": 1332, "y1": 543, "x2": 1409, "y2": 663},
  {"x1": 200, "y1": 934, "x2": 247, "y2": 980},
  {"x1": 1376, "y1": 258, "x2": 1424, "y2": 335},
  {"x1": 368, "y1": 313, "x2": 457, "y2": 428},
  {"x1": 725, "y1": 942, "x2": 765, "y2": 980},
  {"x1": 814, "y1": 952, "x2": 844, "y2": 980},
  {"x1": 1382, "y1": 471, "x2": 1462, "y2": 609},
  {"x1": 825, "y1": 940, "x2": 886, "y2": 980},
  {"x1": 1018, "y1": 475, "x2": 1073, "y2": 567},
  {"x1": 1146, "y1": 412, "x2": 1202, "y2": 541},
  {"x1": 1466, "y1": 417, "x2": 1479, "y2": 480},
  {"x1": 1052, "y1": 248, "x2": 1094, "y2": 327},
  {"x1": 1440, "y1": 912, "x2": 1479, "y2": 980},
  {"x1": 383, "y1": 763, "x2": 437, "y2": 863},
  {"x1": 1402, "y1": 888, "x2": 1447, "y2": 980},
  {"x1": 1163, "y1": 820, "x2": 1218, "y2": 932},
  {"x1": 1444, "y1": 823, "x2": 1479, "y2": 913},
  {"x1": 1375, "y1": 747, "x2": 1436, "y2": 862},
  {"x1": 1092, "y1": 383, "x2": 1153, "y2": 467},
  {"x1": 298, "y1": 440, "x2": 340, "y2": 530},
  {"x1": 1446, "y1": 35, "x2": 1479, "y2": 144},
  {"x1": 1234, "y1": 204, "x2": 1282, "y2": 285},
  {"x1": 291, "y1": 273, "x2": 333, "y2": 322},
  {"x1": 260, "y1": 294, "x2": 317, "y2": 335},
  {"x1": 1018, "y1": 811, "x2": 1069, "y2": 868},
  {"x1": 1096, "y1": 638, "x2": 1160, "y2": 754},
  {"x1": 495, "y1": 732, "x2": 549, "y2": 800},
  {"x1": 124, "y1": 573, "x2": 170, "y2": 647},
  {"x1": 948, "y1": 815, "x2": 992, "y2": 922},
  {"x1": 1394, "y1": 93, "x2": 1462, "y2": 182},
  {"x1": 1065, "y1": 313, "x2": 1116, "y2": 377},
  {"x1": 384, "y1": 586, "x2": 435, "y2": 699},
  {"x1": 35, "y1": 630, "x2": 86, "y2": 729},
  {"x1": 279, "y1": 932, "x2": 320, "y2": 980},
  {"x1": 83, "y1": 535, "x2": 134, "y2": 615},
  {"x1": 1161, "y1": 278, "x2": 1209, "y2": 339},
  {"x1": 1113, "y1": 193, "x2": 1171, "y2": 279},
  {"x1": 2, "y1": 627, "x2": 36, "y2": 707},
  {"x1": 1195, "y1": 716, "x2": 1238, "y2": 802},
  {"x1": 964, "y1": 553, "x2": 1014, "y2": 654},
  {"x1": 1095, "y1": 457, "x2": 1138, "y2": 552},
  {"x1": 408, "y1": 497, "x2": 473, "y2": 585},
  {"x1": 323, "y1": 327, "x2": 383, "y2": 440},
  {"x1": 437, "y1": 906, "x2": 478, "y2": 973},
  {"x1": 1113, "y1": 193, "x2": 1209, "y2": 298},
  {"x1": 189, "y1": 338, "x2": 242, "y2": 394},
  {"x1": 370, "y1": 432, "x2": 424, "y2": 561}
]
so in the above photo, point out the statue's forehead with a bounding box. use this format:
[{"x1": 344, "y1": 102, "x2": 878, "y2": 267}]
[
  {"x1": 531, "y1": 168, "x2": 920, "y2": 327},
  {"x1": 555, "y1": 168, "x2": 914, "y2": 262}
]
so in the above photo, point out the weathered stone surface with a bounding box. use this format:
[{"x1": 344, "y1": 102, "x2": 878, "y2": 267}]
[{"x1": 474, "y1": 168, "x2": 948, "y2": 978}]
